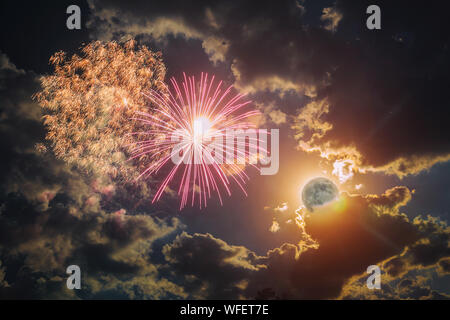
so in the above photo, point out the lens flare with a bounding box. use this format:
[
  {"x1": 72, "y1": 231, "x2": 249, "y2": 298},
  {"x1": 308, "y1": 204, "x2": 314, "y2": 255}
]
[{"x1": 131, "y1": 73, "x2": 261, "y2": 209}]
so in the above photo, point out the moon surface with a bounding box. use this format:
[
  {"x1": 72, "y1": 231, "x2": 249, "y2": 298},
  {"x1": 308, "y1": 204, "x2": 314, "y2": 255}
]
[{"x1": 302, "y1": 177, "x2": 339, "y2": 211}]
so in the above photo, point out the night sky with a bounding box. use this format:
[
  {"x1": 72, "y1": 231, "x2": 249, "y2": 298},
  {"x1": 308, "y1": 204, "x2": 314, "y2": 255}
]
[{"x1": 0, "y1": 0, "x2": 449, "y2": 299}]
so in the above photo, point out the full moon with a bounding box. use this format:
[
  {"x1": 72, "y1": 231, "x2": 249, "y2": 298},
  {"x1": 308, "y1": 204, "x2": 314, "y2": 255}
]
[{"x1": 301, "y1": 177, "x2": 339, "y2": 211}]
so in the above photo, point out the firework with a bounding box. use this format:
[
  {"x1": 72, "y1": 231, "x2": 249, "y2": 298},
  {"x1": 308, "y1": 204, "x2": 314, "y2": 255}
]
[
  {"x1": 34, "y1": 40, "x2": 167, "y2": 180},
  {"x1": 132, "y1": 73, "x2": 260, "y2": 209}
]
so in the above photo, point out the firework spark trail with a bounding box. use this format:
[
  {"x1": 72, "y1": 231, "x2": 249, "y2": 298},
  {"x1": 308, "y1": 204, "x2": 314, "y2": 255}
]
[
  {"x1": 131, "y1": 73, "x2": 263, "y2": 209},
  {"x1": 34, "y1": 40, "x2": 167, "y2": 180}
]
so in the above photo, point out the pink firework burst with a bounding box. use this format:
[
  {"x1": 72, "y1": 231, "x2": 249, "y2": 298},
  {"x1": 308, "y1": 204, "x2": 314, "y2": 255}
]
[{"x1": 130, "y1": 73, "x2": 261, "y2": 210}]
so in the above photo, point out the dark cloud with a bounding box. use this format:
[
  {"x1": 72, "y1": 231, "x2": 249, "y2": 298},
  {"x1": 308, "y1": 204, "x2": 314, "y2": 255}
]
[
  {"x1": 87, "y1": 0, "x2": 333, "y2": 95},
  {"x1": 160, "y1": 188, "x2": 449, "y2": 299},
  {"x1": 0, "y1": 189, "x2": 183, "y2": 299},
  {"x1": 381, "y1": 215, "x2": 450, "y2": 278},
  {"x1": 342, "y1": 274, "x2": 450, "y2": 300},
  {"x1": 438, "y1": 258, "x2": 450, "y2": 274},
  {"x1": 274, "y1": 188, "x2": 447, "y2": 299},
  {"x1": 163, "y1": 232, "x2": 261, "y2": 299},
  {"x1": 0, "y1": 52, "x2": 184, "y2": 299},
  {"x1": 255, "y1": 188, "x2": 419, "y2": 299},
  {"x1": 293, "y1": 0, "x2": 450, "y2": 176}
]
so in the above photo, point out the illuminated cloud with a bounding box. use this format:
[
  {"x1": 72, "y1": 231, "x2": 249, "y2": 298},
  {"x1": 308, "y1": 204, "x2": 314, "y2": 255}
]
[
  {"x1": 292, "y1": 98, "x2": 450, "y2": 178},
  {"x1": 268, "y1": 109, "x2": 288, "y2": 125},
  {"x1": 202, "y1": 36, "x2": 229, "y2": 64},
  {"x1": 379, "y1": 215, "x2": 450, "y2": 278},
  {"x1": 320, "y1": 6, "x2": 343, "y2": 33},
  {"x1": 269, "y1": 220, "x2": 281, "y2": 233},
  {"x1": 87, "y1": 0, "x2": 326, "y2": 98},
  {"x1": 274, "y1": 202, "x2": 288, "y2": 213},
  {"x1": 341, "y1": 274, "x2": 450, "y2": 300},
  {"x1": 87, "y1": 4, "x2": 203, "y2": 42},
  {"x1": 231, "y1": 64, "x2": 318, "y2": 98},
  {"x1": 332, "y1": 159, "x2": 355, "y2": 184},
  {"x1": 438, "y1": 258, "x2": 450, "y2": 275}
]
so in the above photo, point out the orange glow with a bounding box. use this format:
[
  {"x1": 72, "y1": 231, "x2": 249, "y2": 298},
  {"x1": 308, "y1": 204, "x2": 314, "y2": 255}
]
[{"x1": 331, "y1": 196, "x2": 347, "y2": 213}]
